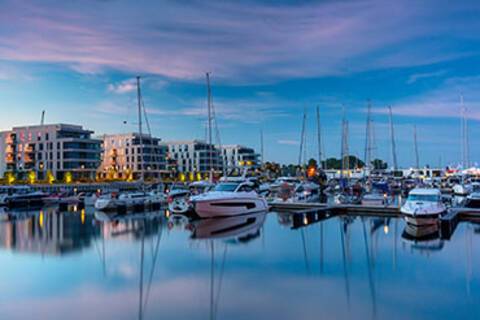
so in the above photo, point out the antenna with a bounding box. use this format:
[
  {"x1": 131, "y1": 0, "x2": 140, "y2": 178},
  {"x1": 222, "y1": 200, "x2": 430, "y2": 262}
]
[
  {"x1": 40, "y1": 110, "x2": 45, "y2": 126},
  {"x1": 388, "y1": 106, "x2": 398, "y2": 171}
]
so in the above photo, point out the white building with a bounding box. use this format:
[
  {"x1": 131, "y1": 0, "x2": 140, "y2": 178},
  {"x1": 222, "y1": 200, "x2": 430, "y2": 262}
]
[
  {"x1": 164, "y1": 140, "x2": 223, "y2": 173},
  {"x1": 221, "y1": 144, "x2": 260, "y2": 169},
  {"x1": 0, "y1": 124, "x2": 101, "y2": 180},
  {"x1": 100, "y1": 133, "x2": 168, "y2": 180}
]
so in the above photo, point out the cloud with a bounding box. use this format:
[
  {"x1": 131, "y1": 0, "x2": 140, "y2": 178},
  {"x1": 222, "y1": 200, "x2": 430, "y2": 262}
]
[
  {"x1": 277, "y1": 139, "x2": 299, "y2": 145},
  {"x1": 0, "y1": 1, "x2": 479, "y2": 83},
  {"x1": 107, "y1": 79, "x2": 136, "y2": 94},
  {"x1": 373, "y1": 75, "x2": 480, "y2": 120},
  {"x1": 407, "y1": 70, "x2": 448, "y2": 84}
]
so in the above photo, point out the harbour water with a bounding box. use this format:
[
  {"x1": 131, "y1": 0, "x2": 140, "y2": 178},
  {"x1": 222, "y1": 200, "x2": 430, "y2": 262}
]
[{"x1": 1, "y1": 208, "x2": 479, "y2": 320}]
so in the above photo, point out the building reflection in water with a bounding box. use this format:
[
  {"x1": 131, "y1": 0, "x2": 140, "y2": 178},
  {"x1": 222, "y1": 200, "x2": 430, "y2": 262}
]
[
  {"x1": 0, "y1": 207, "x2": 100, "y2": 255},
  {"x1": 2, "y1": 207, "x2": 480, "y2": 320}
]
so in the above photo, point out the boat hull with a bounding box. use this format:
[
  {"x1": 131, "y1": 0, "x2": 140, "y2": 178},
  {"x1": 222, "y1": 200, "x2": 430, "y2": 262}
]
[
  {"x1": 193, "y1": 197, "x2": 268, "y2": 218},
  {"x1": 404, "y1": 214, "x2": 441, "y2": 226}
]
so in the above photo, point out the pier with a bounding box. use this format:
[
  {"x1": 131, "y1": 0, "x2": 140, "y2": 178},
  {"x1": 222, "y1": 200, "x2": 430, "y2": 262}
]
[
  {"x1": 270, "y1": 200, "x2": 480, "y2": 237},
  {"x1": 269, "y1": 201, "x2": 401, "y2": 216}
]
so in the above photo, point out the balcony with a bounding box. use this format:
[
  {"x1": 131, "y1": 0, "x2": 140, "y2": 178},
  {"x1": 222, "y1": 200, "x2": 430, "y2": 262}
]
[{"x1": 5, "y1": 136, "x2": 16, "y2": 145}]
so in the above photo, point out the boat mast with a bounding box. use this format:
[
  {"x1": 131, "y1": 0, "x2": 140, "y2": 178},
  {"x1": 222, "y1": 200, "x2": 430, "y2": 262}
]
[
  {"x1": 260, "y1": 128, "x2": 264, "y2": 165},
  {"x1": 413, "y1": 125, "x2": 419, "y2": 169},
  {"x1": 388, "y1": 106, "x2": 398, "y2": 171},
  {"x1": 316, "y1": 105, "x2": 323, "y2": 170},
  {"x1": 341, "y1": 106, "x2": 349, "y2": 180},
  {"x1": 298, "y1": 109, "x2": 307, "y2": 168},
  {"x1": 461, "y1": 95, "x2": 469, "y2": 169},
  {"x1": 363, "y1": 100, "x2": 373, "y2": 178},
  {"x1": 206, "y1": 73, "x2": 213, "y2": 182},
  {"x1": 136, "y1": 76, "x2": 144, "y2": 184}
]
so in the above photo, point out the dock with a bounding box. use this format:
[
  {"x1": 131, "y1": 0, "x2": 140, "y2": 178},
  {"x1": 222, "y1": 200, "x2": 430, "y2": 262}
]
[
  {"x1": 269, "y1": 201, "x2": 401, "y2": 216},
  {"x1": 270, "y1": 200, "x2": 480, "y2": 236}
]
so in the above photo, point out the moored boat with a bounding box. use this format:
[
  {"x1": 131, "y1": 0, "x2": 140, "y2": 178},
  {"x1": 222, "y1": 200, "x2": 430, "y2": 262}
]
[
  {"x1": 190, "y1": 181, "x2": 268, "y2": 218},
  {"x1": 401, "y1": 188, "x2": 446, "y2": 226}
]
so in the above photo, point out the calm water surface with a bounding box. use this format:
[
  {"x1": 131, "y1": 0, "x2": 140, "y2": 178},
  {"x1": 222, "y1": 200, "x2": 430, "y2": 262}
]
[{"x1": 0, "y1": 207, "x2": 479, "y2": 320}]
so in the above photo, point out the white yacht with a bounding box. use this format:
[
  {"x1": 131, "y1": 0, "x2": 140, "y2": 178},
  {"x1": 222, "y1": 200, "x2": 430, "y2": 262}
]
[
  {"x1": 401, "y1": 188, "x2": 446, "y2": 226},
  {"x1": 167, "y1": 184, "x2": 191, "y2": 214},
  {"x1": 0, "y1": 186, "x2": 47, "y2": 208},
  {"x1": 452, "y1": 182, "x2": 472, "y2": 196},
  {"x1": 292, "y1": 181, "x2": 320, "y2": 202},
  {"x1": 94, "y1": 191, "x2": 164, "y2": 211},
  {"x1": 190, "y1": 181, "x2": 268, "y2": 218},
  {"x1": 464, "y1": 182, "x2": 480, "y2": 209}
]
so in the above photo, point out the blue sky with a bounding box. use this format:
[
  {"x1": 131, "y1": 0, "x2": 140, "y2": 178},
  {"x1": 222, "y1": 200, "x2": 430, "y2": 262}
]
[{"x1": 0, "y1": 0, "x2": 480, "y2": 167}]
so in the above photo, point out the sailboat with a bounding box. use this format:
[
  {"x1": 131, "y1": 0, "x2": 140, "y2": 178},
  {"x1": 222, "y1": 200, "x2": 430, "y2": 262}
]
[
  {"x1": 95, "y1": 77, "x2": 165, "y2": 212},
  {"x1": 190, "y1": 74, "x2": 268, "y2": 218}
]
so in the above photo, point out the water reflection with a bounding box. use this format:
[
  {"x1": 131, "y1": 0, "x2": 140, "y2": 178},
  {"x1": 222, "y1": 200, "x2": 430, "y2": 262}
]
[
  {"x1": 0, "y1": 207, "x2": 99, "y2": 255},
  {"x1": 0, "y1": 208, "x2": 479, "y2": 319}
]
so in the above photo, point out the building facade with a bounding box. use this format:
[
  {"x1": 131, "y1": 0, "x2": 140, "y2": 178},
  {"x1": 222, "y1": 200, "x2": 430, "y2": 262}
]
[
  {"x1": 0, "y1": 124, "x2": 101, "y2": 181},
  {"x1": 164, "y1": 140, "x2": 223, "y2": 174},
  {"x1": 100, "y1": 133, "x2": 167, "y2": 180},
  {"x1": 221, "y1": 144, "x2": 260, "y2": 169}
]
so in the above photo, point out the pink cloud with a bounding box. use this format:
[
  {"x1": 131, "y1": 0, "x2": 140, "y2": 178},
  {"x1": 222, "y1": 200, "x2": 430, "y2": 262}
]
[{"x1": 0, "y1": 1, "x2": 478, "y2": 83}]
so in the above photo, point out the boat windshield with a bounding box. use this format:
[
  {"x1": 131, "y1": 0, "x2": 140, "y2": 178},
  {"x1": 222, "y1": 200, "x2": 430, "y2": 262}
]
[
  {"x1": 408, "y1": 194, "x2": 440, "y2": 202},
  {"x1": 214, "y1": 183, "x2": 239, "y2": 192}
]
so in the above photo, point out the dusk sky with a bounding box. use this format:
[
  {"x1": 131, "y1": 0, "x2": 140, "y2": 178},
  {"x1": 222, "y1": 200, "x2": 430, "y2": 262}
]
[{"x1": 1, "y1": 0, "x2": 480, "y2": 167}]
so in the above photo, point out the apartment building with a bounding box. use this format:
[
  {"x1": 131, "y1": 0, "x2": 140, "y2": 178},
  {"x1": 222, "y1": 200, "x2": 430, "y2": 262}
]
[
  {"x1": 164, "y1": 140, "x2": 223, "y2": 173},
  {"x1": 0, "y1": 124, "x2": 101, "y2": 180},
  {"x1": 100, "y1": 133, "x2": 167, "y2": 180},
  {"x1": 221, "y1": 144, "x2": 260, "y2": 169}
]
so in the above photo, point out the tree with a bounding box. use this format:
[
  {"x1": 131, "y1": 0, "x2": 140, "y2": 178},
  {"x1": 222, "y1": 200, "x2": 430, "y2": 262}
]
[
  {"x1": 371, "y1": 158, "x2": 388, "y2": 170},
  {"x1": 322, "y1": 156, "x2": 364, "y2": 170},
  {"x1": 307, "y1": 158, "x2": 318, "y2": 169}
]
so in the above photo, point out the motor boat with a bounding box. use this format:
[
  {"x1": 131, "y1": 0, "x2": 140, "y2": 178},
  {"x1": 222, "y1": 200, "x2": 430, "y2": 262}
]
[
  {"x1": 189, "y1": 181, "x2": 215, "y2": 195},
  {"x1": 292, "y1": 181, "x2": 320, "y2": 202},
  {"x1": 270, "y1": 177, "x2": 300, "y2": 192},
  {"x1": 401, "y1": 188, "x2": 447, "y2": 226},
  {"x1": 463, "y1": 183, "x2": 480, "y2": 209},
  {"x1": 190, "y1": 181, "x2": 268, "y2": 218},
  {"x1": 43, "y1": 192, "x2": 68, "y2": 205},
  {"x1": 452, "y1": 183, "x2": 472, "y2": 196},
  {"x1": 0, "y1": 186, "x2": 47, "y2": 208},
  {"x1": 94, "y1": 191, "x2": 164, "y2": 211},
  {"x1": 361, "y1": 182, "x2": 389, "y2": 206},
  {"x1": 167, "y1": 184, "x2": 191, "y2": 214},
  {"x1": 79, "y1": 192, "x2": 99, "y2": 207}
]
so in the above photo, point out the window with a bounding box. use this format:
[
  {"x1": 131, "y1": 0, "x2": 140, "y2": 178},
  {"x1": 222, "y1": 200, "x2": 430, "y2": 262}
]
[
  {"x1": 408, "y1": 194, "x2": 440, "y2": 202},
  {"x1": 214, "y1": 183, "x2": 239, "y2": 192},
  {"x1": 239, "y1": 185, "x2": 254, "y2": 193}
]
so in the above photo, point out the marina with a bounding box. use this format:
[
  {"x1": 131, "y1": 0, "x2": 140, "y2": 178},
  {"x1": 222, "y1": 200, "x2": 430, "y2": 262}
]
[{"x1": 2, "y1": 0, "x2": 480, "y2": 319}]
